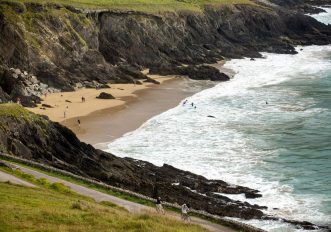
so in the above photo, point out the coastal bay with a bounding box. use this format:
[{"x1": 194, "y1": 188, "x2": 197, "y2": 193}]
[{"x1": 1, "y1": 0, "x2": 331, "y2": 231}]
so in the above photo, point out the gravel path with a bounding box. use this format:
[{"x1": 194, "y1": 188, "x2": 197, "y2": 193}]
[
  {"x1": 10, "y1": 163, "x2": 236, "y2": 232},
  {"x1": 0, "y1": 170, "x2": 36, "y2": 187}
]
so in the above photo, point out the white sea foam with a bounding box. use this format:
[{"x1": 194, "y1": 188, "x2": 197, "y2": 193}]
[
  {"x1": 310, "y1": 7, "x2": 331, "y2": 25},
  {"x1": 106, "y1": 12, "x2": 331, "y2": 231},
  {"x1": 106, "y1": 45, "x2": 331, "y2": 231}
]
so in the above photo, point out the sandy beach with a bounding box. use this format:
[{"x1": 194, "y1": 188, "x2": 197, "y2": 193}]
[
  {"x1": 27, "y1": 76, "x2": 173, "y2": 123},
  {"x1": 64, "y1": 77, "x2": 211, "y2": 148},
  {"x1": 27, "y1": 75, "x2": 211, "y2": 148}
]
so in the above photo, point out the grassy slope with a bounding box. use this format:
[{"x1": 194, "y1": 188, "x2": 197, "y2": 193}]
[
  {"x1": 3, "y1": 0, "x2": 253, "y2": 12},
  {"x1": 0, "y1": 103, "x2": 41, "y2": 121},
  {"x1": 0, "y1": 167, "x2": 208, "y2": 232}
]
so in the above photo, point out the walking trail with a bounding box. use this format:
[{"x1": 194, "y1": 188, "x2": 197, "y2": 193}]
[
  {"x1": 0, "y1": 170, "x2": 36, "y2": 187},
  {"x1": 4, "y1": 163, "x2": 236, "y2": 232}
]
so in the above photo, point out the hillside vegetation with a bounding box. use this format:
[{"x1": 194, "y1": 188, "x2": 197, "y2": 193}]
[
  {"x1": 2, "y1": 0, "x2": 253, "y2": 12},
  {"x1": 0, "y1": 168, "x2": 208, "y2": 232}
]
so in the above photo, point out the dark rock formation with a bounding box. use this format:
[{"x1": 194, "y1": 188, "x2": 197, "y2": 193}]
[
  {"x1": 0, "y1": 65, "x2": 45, "y2": 107},
  {"x1": 268, "y1": 0, "x2": 331, "y2": 14},
  {"x1": 150, "y1": 65, "x2": 230, "y2": 81},
  {"x1": 96, "y1": 92, "x2": 115, "y2": 99},
  {"x1": 41, "y1": 103, "x2": 53, "y2": 108},
  {"x1": 98, "y1": 4, "x2": 331, "y2": 68}
]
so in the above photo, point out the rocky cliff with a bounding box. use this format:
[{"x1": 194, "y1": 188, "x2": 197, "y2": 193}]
[
  {"x1": 0, "y1": 1, "x2": 330, "y2": 105},
  {"x1": 0, "y1": 103, "x2": 329, "y2": 230}
]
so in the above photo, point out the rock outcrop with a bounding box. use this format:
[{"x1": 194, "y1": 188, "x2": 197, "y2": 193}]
[
  {"x1": 150, "y1": 65, "x2": 231, "y2": 81},
  {"x1": 96, "y1": 92, "x2": 115, "y2": 99},
  {"x1": 268, "y1": 0, "x2": 331, "y2": 14},
  {"x1": 0, "y1": 65, "x2": 59, "y2": 106}
]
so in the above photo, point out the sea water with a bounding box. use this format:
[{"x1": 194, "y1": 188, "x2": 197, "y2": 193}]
[{"x1": 106, "y1": 11, "x2": 331, "y2": 231}]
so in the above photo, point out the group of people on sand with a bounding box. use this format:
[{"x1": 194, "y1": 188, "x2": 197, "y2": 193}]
[{"x1": 155, "y1": 197, "x2": 191, "y2": 222}]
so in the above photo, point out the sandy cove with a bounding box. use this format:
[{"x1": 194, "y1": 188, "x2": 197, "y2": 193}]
[
  {"x1": 27, "y1": 76, "x2": 173, "y2": 123},
  {"x1": 27, "y1": 75, "x2": 210, "y2": 147}
]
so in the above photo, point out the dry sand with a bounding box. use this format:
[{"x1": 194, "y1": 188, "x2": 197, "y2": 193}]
[{"x1": 27, "y1": 76, "x2": 173, "y2": 123}]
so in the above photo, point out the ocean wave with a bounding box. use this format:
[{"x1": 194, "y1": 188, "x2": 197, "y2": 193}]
[{"x1": 106, "y1": 13, "x2": 331, "y2": 231}]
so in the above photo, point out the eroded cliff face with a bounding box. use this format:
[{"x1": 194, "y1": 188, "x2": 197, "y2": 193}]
[
  {"x1": 0, "y1": 1, "x2": 330, "y2": 102},
  {"x1": 0, "y1": 2, "x2": 117, "y2": 91},
  {"x1": 98, "y1": 4, "x2": 331, "y2": 68}
]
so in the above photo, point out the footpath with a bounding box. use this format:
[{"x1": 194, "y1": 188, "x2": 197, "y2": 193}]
[{"x1": 0, "y1": 161, "x2": 236, "y2": 232}]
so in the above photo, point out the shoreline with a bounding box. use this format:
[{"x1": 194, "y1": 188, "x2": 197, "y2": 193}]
[
  {"x1": 63, "y1": 77, "x2": 215, "y2": 148},
  {"x1": 26, "y1": 62, "x2": 233, "y2": 148},
  {"x1": 27, "y1": 75, "x2": 216, "y2": 148}
]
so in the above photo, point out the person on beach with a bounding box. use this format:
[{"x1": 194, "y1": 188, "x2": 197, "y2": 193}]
[
  {"x1": 63, "y1": 110, "x2": 67, "y2": 119},
  {"x1": 155, "y1": 197, "x2": 165, "y2": 214},
  {"x1": 191, "y1": 102, "x2": 194, "y2": 107},
  {"x1": 183, "y1": 99, "x2": 188, "y2": 106},
  {"x1": 181, "y1": 203, "x2": 190, "y2": 222},
  {"x1": 81, "y1": 96, "x2": 85, "y2": 103},
  {"x1": 77, "y1": 119, "x2": 81, "y2": 127}
]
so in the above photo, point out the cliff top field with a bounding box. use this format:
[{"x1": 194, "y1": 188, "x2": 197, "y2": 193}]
[{"x1": 1, "y1": 0, "x2": 253, "y2": 12}]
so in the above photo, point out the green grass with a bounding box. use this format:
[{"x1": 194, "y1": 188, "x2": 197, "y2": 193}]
[
  {"x1": 0, "y1": 159, "x2": 240, "y2": 231},
  {"x1": 0, "y1": 177, "x2": 209, "y2": 231},
  {"x1": 0, "y1": 103, "x2": 38, "y2": 121},
  {"x1": 0, "y1": 104, "x2": 49, "y2": 136},
  {"x1": 1, "y1": 0, "x2": 254, "y2": 12},
  {"x1": 0, "y1": 160, "x2": 157, "y2": 207}
]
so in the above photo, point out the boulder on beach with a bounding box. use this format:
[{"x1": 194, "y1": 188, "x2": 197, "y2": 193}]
[
  {"x1": 96, "y1": 92, "x2": 115, "y2": 99},
  {"x1": 41, "y1": 103, "x2": 53, "y2": 108}
]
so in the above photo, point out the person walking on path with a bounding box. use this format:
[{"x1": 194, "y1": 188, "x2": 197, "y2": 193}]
[
  {"x1": 155, "y1": 197, "x2": 165, "y2": 214},
  {"x1": 181, "y1": 203, "x2": 191, "y2": 222}
]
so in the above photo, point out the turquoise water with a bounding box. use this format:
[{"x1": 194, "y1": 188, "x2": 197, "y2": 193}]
[
  {"x1": 107, "y1": 11, "x2": 331, "y2": 231},
  {"x1": 260, "y1": 66, "x2": 331, "y2": 214}
]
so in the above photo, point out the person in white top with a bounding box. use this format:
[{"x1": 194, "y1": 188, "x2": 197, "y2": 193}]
[{"x1": 181, "y1": 203, "x2": 190, "y2": 222}]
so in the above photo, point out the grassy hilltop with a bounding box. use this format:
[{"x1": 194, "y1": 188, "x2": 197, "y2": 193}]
[{"x1": 2, "y1": 0, "x2": 253, "y2": 12}]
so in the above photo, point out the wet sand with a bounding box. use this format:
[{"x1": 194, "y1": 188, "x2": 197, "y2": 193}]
[{"x1": 63, "y1": 77, "x2": 209, "y2": 149}]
